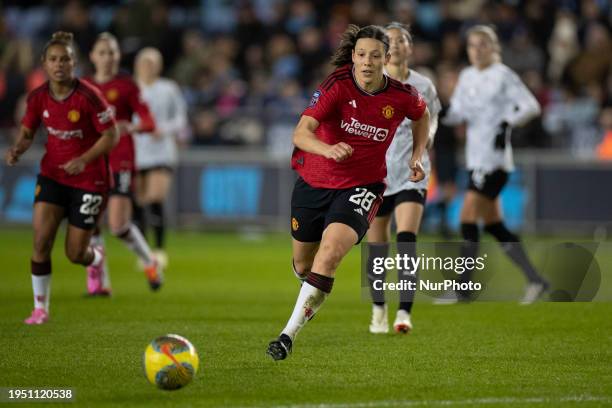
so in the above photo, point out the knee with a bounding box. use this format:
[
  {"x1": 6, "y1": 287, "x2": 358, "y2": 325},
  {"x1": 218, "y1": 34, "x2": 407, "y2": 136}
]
[
  {"x1": 316, "y1": 241, "x2": 345, "y2": 271},
  {"x1": 292, "y1": 258, "x2": 312, "y2": 276},
  {"x1": 65, "y1": 245, "x2": 89, "y2": 265},
  {"x1": 110, "y1": 223, "x2": 130, "y2": 238},
  {"x1": 33, "y1": 235, "x2": 53, "y2": 260}
]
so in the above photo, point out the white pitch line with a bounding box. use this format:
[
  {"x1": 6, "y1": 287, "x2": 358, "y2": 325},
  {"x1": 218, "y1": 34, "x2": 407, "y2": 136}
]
[{"x1": 260, "y1": 395, "x2": 611, "y2": 408}]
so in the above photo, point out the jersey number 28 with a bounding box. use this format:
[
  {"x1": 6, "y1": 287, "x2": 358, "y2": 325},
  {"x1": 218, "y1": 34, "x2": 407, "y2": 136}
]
[{"x1": 349, "y1": 188, "x2": 377, "y2": 212}]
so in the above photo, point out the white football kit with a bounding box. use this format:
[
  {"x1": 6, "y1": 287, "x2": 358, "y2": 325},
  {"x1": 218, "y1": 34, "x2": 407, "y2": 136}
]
[
  {"x1": 384, "y1": 69, "x2": 441, "y2": 196},
  {"x1": 443, "y1": 62, "x2": 541, "y2": 173},
  {"x1": 135, "y1": 78, "x2": 188, "y2": 170}
]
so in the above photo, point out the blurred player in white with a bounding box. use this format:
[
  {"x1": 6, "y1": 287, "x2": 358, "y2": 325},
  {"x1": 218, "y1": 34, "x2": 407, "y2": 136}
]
[
  {"x1": 443, "y1": 25, "x2": 548, "y2": 304},
  {"x1": 133, "y1": 48, "x2": 188, "y2": 268},
  {"x1": 367, "y1": 23, "x2": 440, "y2": 334}
]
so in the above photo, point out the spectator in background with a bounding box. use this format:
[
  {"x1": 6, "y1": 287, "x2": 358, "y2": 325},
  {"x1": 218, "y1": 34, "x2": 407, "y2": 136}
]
[
  {"x1": 297, "y1": 27, "x2": 329, "y2": 87},
  {"x1": 547, "y1": 10, "x2": 579, "y2": 83},
  {"x1": 192, "y1": 109, "x2": 221, "y2": 146},
  {"x1": 544, "y1": 85, "x2": 601, "y2": 154},
  {"x1": 171, "y1": 30, "x2": 210, "y2": 88},
  {"x1": 565, "y1": 22, "x2": 611, "y2": 91},
  {"x1": 267, "y1": 33, "x2": 301, "y2": 80},
  {"x1": 596, "y1": 104, "x2": 612, "y2": 160},
  {"x1": 0, "y1": 39, "x2": 32, "y2": 129},
  {"x1": 503, "y1": 27, "x2": 545, "y2": 74},
  {"x1": 56, "y1": 0, "x2": 98, "y2": 58}
]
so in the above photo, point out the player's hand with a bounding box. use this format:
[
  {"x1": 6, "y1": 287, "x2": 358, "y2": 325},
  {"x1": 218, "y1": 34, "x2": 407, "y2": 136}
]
[
  {"x1": 60, "y1": 157, "x2": 86, "y2": 175},
  {"x1": 494, "y1": 121, "x2": 509, "y2": 150},
  {"x1": 324, "y1": 142, "x2": 353, "y2": 162},
  {"x1": 409, "y1": 157, "x2": 426, "y2": 182},
  {"x1": 5, "y1": 147, "x2": 20, "y2": 166},
  {"x1": 117, "y1": 121, "x2": 134, "y2": 135}
]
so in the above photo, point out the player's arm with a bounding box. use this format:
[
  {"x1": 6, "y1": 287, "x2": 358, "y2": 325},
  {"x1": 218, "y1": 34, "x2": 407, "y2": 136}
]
[
  {"x1": 61, "y1": 125, "x2": 120, "y2": 175},
  {"x1": 409, "y1": 106, "x2": 430, "y2": 182},
  {"x1": 5, "y1": 125, "x2": 36, "y2": 166},
  {"x1": 293, "y1": 115, "x2": 353, "y2": 162},
  {"x1": 504, "y1": 70, "x2": 541, "y2": 127},
  {"x1": 426, "y1": 86, "x2": 441, "y2": 148},
  {"x1": 127, "y1": 85, "x2": 156, "y2": 135}
]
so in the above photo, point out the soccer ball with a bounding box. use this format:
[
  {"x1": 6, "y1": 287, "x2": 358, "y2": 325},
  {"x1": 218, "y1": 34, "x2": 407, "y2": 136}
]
[{"x1": 143, "y1": 334, "x2": 199, "y2": 390}]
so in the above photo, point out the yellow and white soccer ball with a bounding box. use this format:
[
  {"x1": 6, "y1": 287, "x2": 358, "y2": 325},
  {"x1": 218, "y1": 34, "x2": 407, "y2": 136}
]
[{"x1": 143, "y1": 334, "x2": 199, "y2": 390}]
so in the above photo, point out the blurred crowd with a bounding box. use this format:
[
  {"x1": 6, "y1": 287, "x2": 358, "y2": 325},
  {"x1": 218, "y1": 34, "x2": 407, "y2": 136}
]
[{"x1": 0, "y1": 0, "x2": 610, "y2": 157}]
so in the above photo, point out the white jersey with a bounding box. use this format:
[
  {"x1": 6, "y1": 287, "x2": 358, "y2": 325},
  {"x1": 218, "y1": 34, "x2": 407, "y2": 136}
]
[
  {"x1": 384, "y1": 69, "x2": 441, "y2": 196},
  {"x1": 135, "y1": 78, "x2": 188, "y2": 169},
  {"x1": 444, "y1": 62, "x2": 540, "y2": 172}
]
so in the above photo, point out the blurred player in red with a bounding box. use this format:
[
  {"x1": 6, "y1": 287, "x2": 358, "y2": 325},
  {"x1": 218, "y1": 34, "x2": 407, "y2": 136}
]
[
  {"x1": 84, "y1": 33, "x2": 162, "y2": 294},
  {"x1": 3, "y1": 31, "x2": 119, "y2": 324},
  {"x1": 267, "y1": 24, "x2": 430, "y2": 360}
]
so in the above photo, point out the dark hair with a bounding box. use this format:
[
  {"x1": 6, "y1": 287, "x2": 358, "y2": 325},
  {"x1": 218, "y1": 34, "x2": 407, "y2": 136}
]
[
  {"x1": 330, "y1": 24, "x2": 389, "y2": 67},
  {"x1": 42, "y1": 31, "x2": 75, "y2": 60},
  {"x1": 384, "y1": 22, "x2": 413, "y2": 44}
]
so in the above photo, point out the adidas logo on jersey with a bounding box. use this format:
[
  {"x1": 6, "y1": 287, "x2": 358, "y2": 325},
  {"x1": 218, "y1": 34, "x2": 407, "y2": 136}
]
[
  {"x1": 84, "y1": 216, "x2": 95, "y2": 224},
  {"x1": 43, "y1": 110, "x2": 49, "y2": 118},
  {"x1": 348, "y1": 100, "x2": 357, "y2": 108},
  {"x1": 354, "y1": 208, "x2": 364, "y2": 215}
]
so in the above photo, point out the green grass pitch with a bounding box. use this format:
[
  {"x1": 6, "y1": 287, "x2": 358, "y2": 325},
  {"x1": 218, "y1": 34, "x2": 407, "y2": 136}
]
[{"x1": 0, "y1": 228, "x2": 611, "y2": 407}]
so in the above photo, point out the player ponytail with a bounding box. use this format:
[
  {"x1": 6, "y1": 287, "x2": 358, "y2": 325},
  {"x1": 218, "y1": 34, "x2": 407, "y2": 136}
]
[
  {"x1": 42, "y1": 31, "x2": 75, "y2": 60},
  {"x1": 330, "y1": 24, "x2": 389, "y2": 67},
  {"x1": 466, "y1": 25, "x2": 502, "y2": 62}
]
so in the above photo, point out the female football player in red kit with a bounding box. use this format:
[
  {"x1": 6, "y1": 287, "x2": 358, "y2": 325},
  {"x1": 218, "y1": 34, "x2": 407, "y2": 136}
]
[
  {"x1": 85, "y1": 32, "x2": 162, "y2": 294},
  {"x1": 4, "y1": 31, "x2": 119, "y2": 324},
  {"x1": 267, "y1": 25, "x2": 430, "y2": 360}
]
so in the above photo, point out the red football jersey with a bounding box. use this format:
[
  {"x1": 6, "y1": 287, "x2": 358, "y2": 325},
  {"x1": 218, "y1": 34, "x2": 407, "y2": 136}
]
[
  {"x1": 291, "y1": 65, "x2": 426, "y2": 189},
  {"x1": 21, "y1": 79, "x2": 116, "y2": 192},
  {"x1": 83, "y1": 73, "x2": 154, "y2": 172}
]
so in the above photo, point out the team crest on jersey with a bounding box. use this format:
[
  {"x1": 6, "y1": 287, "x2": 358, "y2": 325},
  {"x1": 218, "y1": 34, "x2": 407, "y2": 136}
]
[
  {"x1": 291, "y1": 217, "x2": 299, "y2": 231},
  {"x1": 382, "y1": 105, "x2": 394, "y2": 119},
  {"x1": 67, "y1": 110, "x2": 80, "y2": 123},
  {"x1": 309, "y1": 90, "x2": 321, "y2": 107},
  {"x1": 106, "y1": 88, "x2": 119, "y2": 102}
]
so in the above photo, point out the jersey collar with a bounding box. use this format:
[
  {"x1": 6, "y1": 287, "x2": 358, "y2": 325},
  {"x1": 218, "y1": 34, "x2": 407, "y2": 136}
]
[{"x1": 351, "y1": 66, "x2": 389, "y2": 96}]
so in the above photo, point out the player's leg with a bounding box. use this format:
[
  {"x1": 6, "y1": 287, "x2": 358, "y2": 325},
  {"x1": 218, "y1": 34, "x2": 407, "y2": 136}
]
[
  {"x1": 453, "y1": 189, "x2": 483, "y2": 301},
  {"x1": 268, "y1": 183, "x2": 384, "y2": 360},
  {"x1": 481, "y1": 197, "x2": 548, "y2": 303},
  {"x1": 365, "y1": 200, "x2": 392, "y2": 334},
  {"x1": 267, "y1": 203, "x2": 325, "y2": 361},
  {"x1": 292, "y1": 239, "x2": 319, "y2": 282},
  {"x1": 26, "y1": 201, "x2": 65, "y2": 324},
  {"x1": 393, "y1": 191, "x2": 425, "y2": 334},
  {"x1": 268, "y1": 223, "x2": 357, "y2": 360},
  {"x1": 108, "y1": 193, "x2": 162, "y2": 290},
  {"x1": 86, "y1": 223, "x2": 112, "y2": 296},
  {"x1": 142, "y1": 168, "x2": 172, "y2": 268},
  {"x1": 132, "y1": 171, "x2": 147, "y2": 240},
  {"x1": 65, "y1": 188, "x2": 107, "y2": 297},
  {"x1": 64, "y1": 225, "x2": 101, "y2": 266}
]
